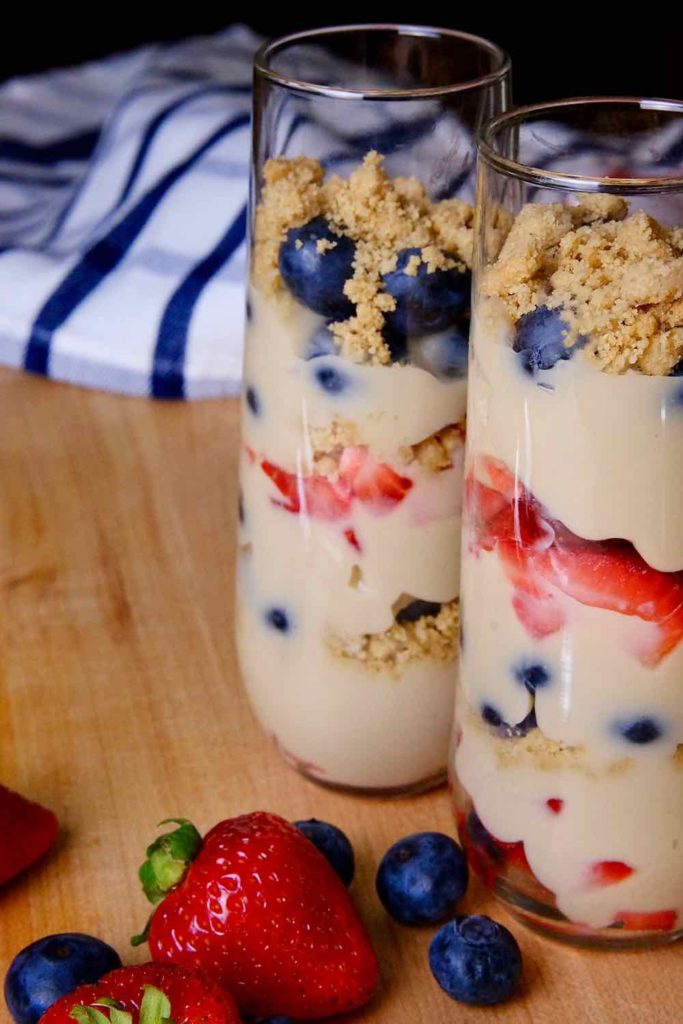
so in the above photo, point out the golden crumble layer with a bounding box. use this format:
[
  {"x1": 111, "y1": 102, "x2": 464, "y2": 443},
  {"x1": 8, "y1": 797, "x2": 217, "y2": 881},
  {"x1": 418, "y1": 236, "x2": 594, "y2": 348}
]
[
  {"x1": 309, "y1": 422, "x2": 465, "y2": 477},
  {"x1": 253, "y1": 152, "x2": 474, "y2": 365},
  {"x1": 484, "y1": 196, "x2": 683, "y2": 374},
  {"x1": 328, "y1": 599, "x2": 459, "y2": 673}
]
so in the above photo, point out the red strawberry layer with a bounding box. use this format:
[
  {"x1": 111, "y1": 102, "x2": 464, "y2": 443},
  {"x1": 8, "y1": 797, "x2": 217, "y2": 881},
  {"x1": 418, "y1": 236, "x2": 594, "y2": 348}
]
[
  {"x1": 467, "y1": 456, "x2": 683, "y2": 665},
  {"x1": 260, "y1": 445, "x2": 412, "y2": 522}
]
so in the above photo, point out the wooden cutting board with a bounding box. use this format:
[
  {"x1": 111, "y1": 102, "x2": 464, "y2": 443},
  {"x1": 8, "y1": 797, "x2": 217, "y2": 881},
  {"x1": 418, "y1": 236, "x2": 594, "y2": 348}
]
[{"x1": 0, "y1": 368, "x2": 678, "y2": 1023}]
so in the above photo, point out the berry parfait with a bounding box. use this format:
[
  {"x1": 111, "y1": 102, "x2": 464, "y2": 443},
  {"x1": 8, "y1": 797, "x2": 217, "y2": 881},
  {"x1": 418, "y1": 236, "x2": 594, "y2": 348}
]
[
  {"x1": 453, "y1": 98, "x2": 683, "y2": 947},
  {"x1": 236, "y1": 25, "x2": 510, "y2": 793}
]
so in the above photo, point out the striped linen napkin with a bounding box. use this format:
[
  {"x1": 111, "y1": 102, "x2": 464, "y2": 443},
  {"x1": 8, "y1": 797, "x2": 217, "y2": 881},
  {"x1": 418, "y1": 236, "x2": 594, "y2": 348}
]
[{"x1": 0, "y1": 26, "x2": 255, "y2": 398}]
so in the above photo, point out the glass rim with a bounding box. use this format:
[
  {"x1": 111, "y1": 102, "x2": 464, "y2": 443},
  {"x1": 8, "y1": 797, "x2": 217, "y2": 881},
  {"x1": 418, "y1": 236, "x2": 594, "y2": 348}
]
[
  {"x1": 478, "y1": 97, "x2": 683, "y2": 194},
  {"x1": 254, "y1": 23, "x2": 511, "y2": 100}
]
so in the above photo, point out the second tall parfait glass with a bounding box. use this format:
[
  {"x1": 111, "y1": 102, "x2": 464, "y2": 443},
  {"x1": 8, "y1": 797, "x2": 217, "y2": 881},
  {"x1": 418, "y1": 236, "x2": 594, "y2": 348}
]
[
  {"x1": 236, "y1": 25, "x2": 511, "y2": 794},
  {"x1": 453, "y1": 98, "x2": 683, "y2": 947}
]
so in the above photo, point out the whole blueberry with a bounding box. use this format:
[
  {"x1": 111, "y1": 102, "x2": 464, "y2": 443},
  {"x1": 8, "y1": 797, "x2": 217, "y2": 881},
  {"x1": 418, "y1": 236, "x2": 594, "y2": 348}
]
[
  {"x1": 481, "y1": 704, "x2": 537, "y2": 738},
  {"x1": 615, "y1": 717, "x2": 663, "y2": 744},
  {"x1": 396, "y1": 599, "x2": 442, "y2": 624},
  {"x1": 246, "y1": 384, "x2": 261, "y2": 415},
  {"x1": 257, "y1": 1019, "x2": 293, "y2": 1024},
  {"x1": 376, "y1": 832, "x2": 469, "y2": 925},
  {"x1": 514, "y1": 661, "x2": 551, "y2": 693},
  {"x1": 279, "y1": 217, "x2": 355, "y2": 319},
  {"x1": 410, "y1": 326, "x2": 469, "y2": 379},
  {"x1": 429, "y1": 915, "x2": 522, "y2": 1006},
  {"x1": 312, "y1": 359, "x2": 353, "y2": 396},
  {"x1": 305, "y1": 324, "x2": 339, "y2": 360},
  {"x1": 4, "y1": 933, "x2": 122, "y2": 1024},
  {"x1": 294, "y1": 819, "x2": 355, "y2": 886},
  {"x1": 265, "y1": 607, "x2": 291, "y2": 633},
  {"x1": 671, "y1": 359, "x2": 683, "y2": 376},
  {"x1": 383, "y1": 248, "x2": 471, "y2": 337},
  {"x1": 514, "y1": 305, "x2": 580, "y2": 373}
]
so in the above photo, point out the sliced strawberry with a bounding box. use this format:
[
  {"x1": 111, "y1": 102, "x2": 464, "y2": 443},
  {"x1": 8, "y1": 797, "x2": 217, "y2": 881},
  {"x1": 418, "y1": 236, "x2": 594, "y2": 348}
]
[
  {"x1": 468, "y1": 457, "x2": 683, "y2": 665},
  {"x1": 261, "y1": 460, "x2": 352, "y2": 521},
  {"x1": 344, "y1": 527, "x2": 362, "y2": 552},
  {"x1": 0, "y1": 784, "x2": 58, "y2": 887},
  {"x1": 546, "y1": 798, "x2": 564, "y2": 815},
  {"x1": 615, "y1": 909, "x2": 678, "y2": 932},
  {"x1": 587, "y1": 861, "x2": 635, "y2": 887},
  {"x1": 339, "y1": 446, "x2": 413, "y2": 512}
]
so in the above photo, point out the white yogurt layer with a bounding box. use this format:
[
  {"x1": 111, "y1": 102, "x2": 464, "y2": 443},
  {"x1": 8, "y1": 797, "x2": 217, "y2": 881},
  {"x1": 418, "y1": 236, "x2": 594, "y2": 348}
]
[{"x1": 236, "y1": 292, "x2": 466, "y2": 790}]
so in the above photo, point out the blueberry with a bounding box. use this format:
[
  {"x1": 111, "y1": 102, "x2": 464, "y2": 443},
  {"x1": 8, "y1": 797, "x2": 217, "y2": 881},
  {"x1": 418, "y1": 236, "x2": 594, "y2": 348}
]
[
  {"x1": 429, "y1": 915, "x2": 522, "y2": 1006},
  {"x1": 513, "y1": 661, "x2": 551, "y2": 693},
  {"x1": 256, "y1": 1019, "x2": 292, "y2": 1024},
  {"x1": 376, "y1": 832, "x2": 469, "y2": 925},
  {"x1": 265, "y1": 607, "x2": 290, "y2": 633},
  {"x1": 294, "y1": 819, "x2": 355, "y2": 886},
  {"x1": 279, "y1": 217, "x2": 355, "y2": 319},
  {"x1": 383, "y1": 327, "x2": 408, "y2": 363},
  {"x1": 671, "y1": 359, "x2": 683, "y2": 376},
  {"x1": 396, "y1": 599, "x2": 442, "y2": 624},
  {"x1": 410, "y1": 326, "x2": 469, "y2": 379},
  {"x1": 513, "y1": 305, "x2": 580, "y2": 373},
  {"x1": 246, "y1": 384, "x2": 260, "y2": 415},
  {"x1": 383, "y1": 249, "x2": 470, "y2": 337},
  {"x1": 615, "y1": 717, "x2": 663, "y2": 744},
  {"x1": 306, "y1": 323, "x2": 339, "y2": 360},
  {"x1": 481, "y1": 704, "x2": 537, "y2": 738},
  {"x1": 312, "y1": 359, "x2": 352, "y2": 395},
  {"x1": 4, "y1": 933, "x2": 122, "y2": 1024}
]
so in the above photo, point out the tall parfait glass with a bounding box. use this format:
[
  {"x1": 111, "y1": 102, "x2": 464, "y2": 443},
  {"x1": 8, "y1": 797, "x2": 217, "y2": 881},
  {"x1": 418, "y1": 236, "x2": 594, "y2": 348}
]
[
  {"x1": 236, "y1": 25, "x2": 511, "y2": 794},
  {"x1": 453, "y1": 98, "x2": 683, "y2": 946}
]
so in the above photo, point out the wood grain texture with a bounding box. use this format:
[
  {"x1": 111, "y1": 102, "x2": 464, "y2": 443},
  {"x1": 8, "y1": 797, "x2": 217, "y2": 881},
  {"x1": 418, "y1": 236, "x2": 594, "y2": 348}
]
[{"x1": 0, "y1": 368, "x2": 679, "y2": 1024}]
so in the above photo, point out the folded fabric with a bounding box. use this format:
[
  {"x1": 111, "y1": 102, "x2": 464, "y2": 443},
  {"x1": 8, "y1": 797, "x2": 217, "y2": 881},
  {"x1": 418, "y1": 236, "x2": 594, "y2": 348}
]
[{"x1": 0, "y1": 26, "x2": 256, "y2": 398}]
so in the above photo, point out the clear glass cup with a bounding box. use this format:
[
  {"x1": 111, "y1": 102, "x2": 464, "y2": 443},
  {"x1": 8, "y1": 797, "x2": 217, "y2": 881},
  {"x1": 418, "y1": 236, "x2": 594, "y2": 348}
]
[
  {"x1": 236, "y1": 24, "x2": 511, "y2": 795},
  {"x1": 452, "y1": 98, "x2": 683, "y2": 946}
]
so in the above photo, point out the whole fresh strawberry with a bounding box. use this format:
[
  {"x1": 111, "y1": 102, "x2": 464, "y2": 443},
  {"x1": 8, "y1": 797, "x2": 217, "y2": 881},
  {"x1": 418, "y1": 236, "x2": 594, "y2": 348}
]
[
  {"x1": 0, "y1": 784, "x2": 58, "y2": 887},
  {"x1": 132, "y1": 812, "x2": 379, "y2": 1019},
  {"x1": 39, "y1": 962, "x2": 240, "y2": 1024}
]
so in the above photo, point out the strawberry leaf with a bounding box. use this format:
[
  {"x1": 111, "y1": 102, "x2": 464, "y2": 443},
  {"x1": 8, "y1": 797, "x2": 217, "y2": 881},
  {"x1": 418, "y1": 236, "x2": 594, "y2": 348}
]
[{"x1": 138, "y1": 819, "x2": 202, "y2": 905}]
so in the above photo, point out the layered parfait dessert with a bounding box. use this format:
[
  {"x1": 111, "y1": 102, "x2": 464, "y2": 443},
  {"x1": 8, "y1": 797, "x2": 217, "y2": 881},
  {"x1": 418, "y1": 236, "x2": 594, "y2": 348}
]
[
  {"x1": 454, "y1": 194, "x2": 683, "y2": 940},
  {"x1": 237, "y1": 152, "x2": 474, "y2": 792}
]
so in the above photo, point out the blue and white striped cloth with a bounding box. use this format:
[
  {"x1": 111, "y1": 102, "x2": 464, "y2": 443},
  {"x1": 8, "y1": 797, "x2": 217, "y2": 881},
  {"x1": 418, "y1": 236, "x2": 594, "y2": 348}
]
[{"x1": 0, "y1": 26, "x2": 256, "y2": 398}]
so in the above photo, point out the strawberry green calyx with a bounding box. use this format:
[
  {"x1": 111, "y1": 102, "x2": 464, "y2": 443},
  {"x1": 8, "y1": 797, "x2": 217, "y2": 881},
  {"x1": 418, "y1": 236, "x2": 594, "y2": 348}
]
[
  {"x1": 69, "y1": 986, "x2": 175, "y2": 1024},
  {"x1": 132, "y1": 818, "x2": 202, "y2": 946},
  {"x1": 139, "y1": 819, "x2": 202, "y2": 905}
]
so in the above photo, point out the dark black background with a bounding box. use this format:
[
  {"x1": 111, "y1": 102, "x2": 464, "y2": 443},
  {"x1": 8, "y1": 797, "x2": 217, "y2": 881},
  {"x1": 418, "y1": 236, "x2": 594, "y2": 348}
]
[{"x1": 1, "y1": 10, "x2": 680, "y2": 103}]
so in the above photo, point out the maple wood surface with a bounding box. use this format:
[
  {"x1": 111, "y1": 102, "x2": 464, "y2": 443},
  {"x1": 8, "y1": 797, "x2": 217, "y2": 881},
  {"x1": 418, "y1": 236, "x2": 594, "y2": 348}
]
[{"x1": 0, "y1": 368, "x2": 679, "y2": 1024}]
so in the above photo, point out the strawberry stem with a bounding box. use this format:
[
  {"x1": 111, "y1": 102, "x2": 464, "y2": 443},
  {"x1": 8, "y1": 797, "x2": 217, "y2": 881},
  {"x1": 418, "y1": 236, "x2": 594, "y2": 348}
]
[
  {"x1": 132, "y1": 818, "x2": 201, "y2": 947},
  {"x1": 139, "y1": 819, "x2": 202, "y2": 905}
]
